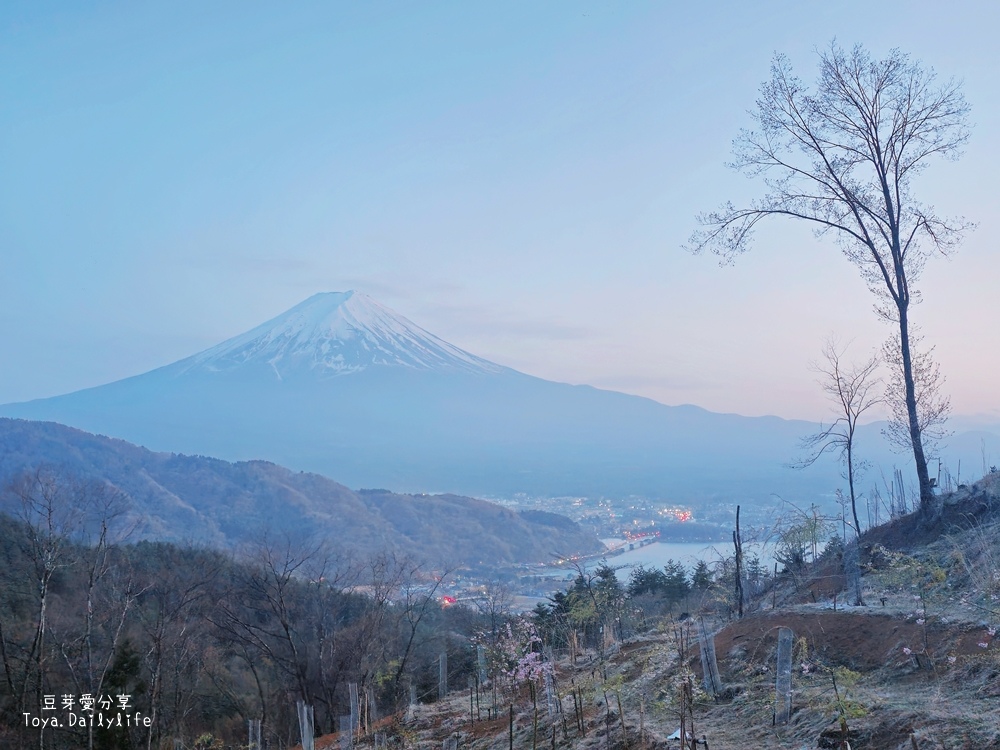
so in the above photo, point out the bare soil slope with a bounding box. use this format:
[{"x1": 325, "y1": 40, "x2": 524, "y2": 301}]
[{"x1": 307, "y1": 473, "x2": 1000, "y2": 749}]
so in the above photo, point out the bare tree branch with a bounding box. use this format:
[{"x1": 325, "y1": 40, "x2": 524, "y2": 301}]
[
  {"x1": 792, "y1": 338, "x2": 882, "y2": 537},
  {"x1": 689, "y1": 42, "x2": 972, "y2": 511}
]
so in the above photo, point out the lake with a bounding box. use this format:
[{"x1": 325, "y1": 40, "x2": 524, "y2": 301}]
[{"x1": 538, "y1": 539, "x2": 774, "y2": 580}]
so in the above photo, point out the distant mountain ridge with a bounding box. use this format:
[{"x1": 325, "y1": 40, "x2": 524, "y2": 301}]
[
  {"x1": 2, "y1": 292, "x2": 996, "y2": 501},
  {"x1": 0, "y1": 418, "x2": 602, "y2": 566}
]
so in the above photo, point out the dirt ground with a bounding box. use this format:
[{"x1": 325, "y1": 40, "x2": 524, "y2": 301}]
[
  {"x1": 297, "y1": 475, "x2": 1000, "y2": 750},
  {"x1": 296, "y1": 613, "x2": 1000, "y2": 750},
  {"x1": 712, "y1": 609, "x2": 997, "y2": 671}
]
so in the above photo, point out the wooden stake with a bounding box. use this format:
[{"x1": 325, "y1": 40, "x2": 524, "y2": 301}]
[
  {"x1": 616, "y1": 690, "x2": 627, "y2": 748},
  {"x1": 560, "y1": 691, "x2": 569, "y2": 740},
  {"x1": 773, "y1": 563, "x2": 778, "y2": 609},
  {"x1": 639, "y1": 695, "x2": 645, "y2": 750}
]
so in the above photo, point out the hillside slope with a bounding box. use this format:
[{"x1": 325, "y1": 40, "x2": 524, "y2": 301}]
[
  {"x1": 0, "y1": 418, "x2": 602, "y2": 567},
  {"x1": 351, "y1": 474, "x2": 1000, "y2": 750}
]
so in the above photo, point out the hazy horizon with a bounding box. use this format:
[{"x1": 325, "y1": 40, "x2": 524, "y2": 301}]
[{"x1": 2, "y1": 2, "x2": 998, "y2": 422}]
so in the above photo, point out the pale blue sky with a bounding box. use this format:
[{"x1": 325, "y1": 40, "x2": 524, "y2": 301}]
[{"x1": 2, "y1": 1, "x2": 997, "y2": 420}]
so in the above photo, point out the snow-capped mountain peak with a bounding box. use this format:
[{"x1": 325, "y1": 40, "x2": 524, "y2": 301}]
[{"x1": 172, "y1": 291, "x2": 503, "y2": 379}]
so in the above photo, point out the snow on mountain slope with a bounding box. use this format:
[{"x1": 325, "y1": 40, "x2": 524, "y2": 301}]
[{"x1": 170, "y1": 291, "x2": 504, "y2": 379}]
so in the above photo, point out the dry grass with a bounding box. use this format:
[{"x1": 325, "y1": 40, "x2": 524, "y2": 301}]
[{"x1": 328, "y1": 474, "x2": 1000, "y2": 750}]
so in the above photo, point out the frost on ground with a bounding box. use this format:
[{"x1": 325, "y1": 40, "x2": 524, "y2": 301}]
[{"x1": 301, "y1": 474, "x2": 1000, "y2": 750}]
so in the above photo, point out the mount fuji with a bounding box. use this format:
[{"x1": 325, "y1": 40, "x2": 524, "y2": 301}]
[
  {"x1": 170, "y1": 291, "x2": 505, "y2": 379},
  {"x1": 1, "y1": 291, "x2": 840, "y2": 500}
]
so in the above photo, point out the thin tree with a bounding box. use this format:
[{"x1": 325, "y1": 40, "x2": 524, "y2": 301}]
[
  {"x1": 794, "y1": 338, "x2": 881, "y2": 537},
  {"x1": 55, "y1": 481, "x2": 138, "y2": 750},
  {"x1": 882, "y1": 328, "x2": 951, "y2": 466},
  {"x1": 3, "y1": 468, "x2": 83, "y2": 750},
  {"x1": 389, "y1": 561, "x2": 453, "y2": 693},
  {"x1": 474, "y1": 579, "x2": 514, "y2": 643},
  {"x1": 216, "y1": 533, "x2": 331, "y2": 707},
  {"x1": 138, "y1": 546, "x2": 219, "y2": 750},
  {"x1": 733, "y1": 505, "x2": 744, "y2": 618},
  {"x1": 689, "y1": 42, "x2": 972, "y2": 511}
]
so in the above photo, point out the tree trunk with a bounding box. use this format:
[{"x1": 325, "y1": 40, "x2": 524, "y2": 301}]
[
  {"x1": 897, "y1": 306, "x2": 936, "y2": 515},
  {"x1": 846, "y1": 440, "x2": 861, "y2": 538},
  {"x1": 733, "y1": 506, "x2": 743, "y2": 618}
]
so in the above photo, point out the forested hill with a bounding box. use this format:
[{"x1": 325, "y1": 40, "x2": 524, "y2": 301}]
[
  {"x1": 0, "y1": 418, "x2": 602, "y2": 567},
  {"x1": 0, "y1": 509, "x2": 484, "y2": 749}
]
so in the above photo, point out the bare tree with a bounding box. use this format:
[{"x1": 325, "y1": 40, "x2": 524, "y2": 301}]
[
  {"x1": 2, "y1": 469, "x2": 83, "y2": 750},
  {"x1": 0, "y1": 469, "x2": 137, "y2": 750},
  {"x1": 136, "y1": 546, "x2": 219, "y2": 750},
  {"x1": 473, "y1": 579, "x2": 514, "y2": 640},
  {"x1": 794, "y1": 338, "x2": 881, "y2": 537},
  {"x1": 689, "y1": 42, "x2": 972, "y2": 510},
  {"x1": 882, "y1": 328, "x2": 951, "y2": 465},
  {"x1": 389, "y1": 562, "x2": 453, "y2": 693},
  {"x1": 219, "y1": 533, "x2": 334, "y2": 706},
  {"x1": 52, "y1": 481, "x2": 138, "y2": 750}
]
